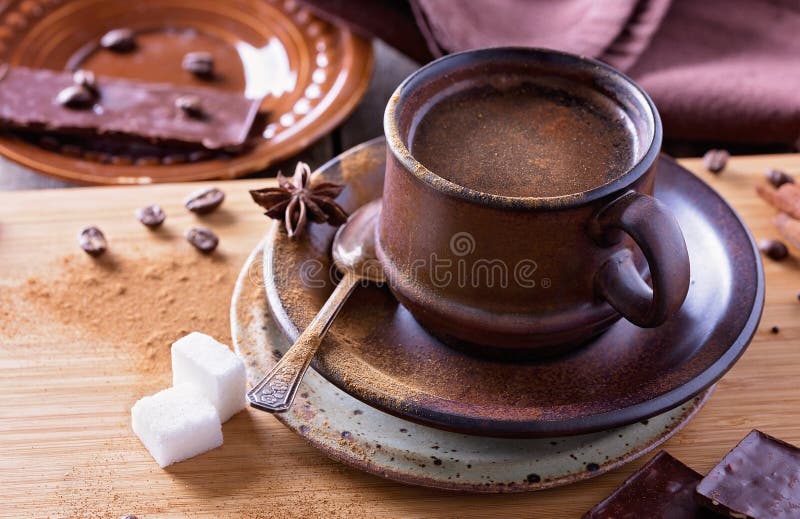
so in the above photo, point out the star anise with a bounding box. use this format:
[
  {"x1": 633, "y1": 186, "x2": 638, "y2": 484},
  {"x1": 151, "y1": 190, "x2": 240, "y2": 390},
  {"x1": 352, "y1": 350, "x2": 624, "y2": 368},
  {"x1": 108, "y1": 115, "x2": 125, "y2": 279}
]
[{"x1": 249, "y1": 161, "x2": 348, "y2": 239}]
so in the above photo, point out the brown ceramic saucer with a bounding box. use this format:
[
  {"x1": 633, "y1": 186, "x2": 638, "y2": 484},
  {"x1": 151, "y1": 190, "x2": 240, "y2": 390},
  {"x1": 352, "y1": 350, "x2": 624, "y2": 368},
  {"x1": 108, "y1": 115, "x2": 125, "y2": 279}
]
[
  {"x1": 263, "y1": 137, "x2": 764, "y2": 438},
  {"x1": 0, "y1": 0, "x2": 372, "y2": 184}
]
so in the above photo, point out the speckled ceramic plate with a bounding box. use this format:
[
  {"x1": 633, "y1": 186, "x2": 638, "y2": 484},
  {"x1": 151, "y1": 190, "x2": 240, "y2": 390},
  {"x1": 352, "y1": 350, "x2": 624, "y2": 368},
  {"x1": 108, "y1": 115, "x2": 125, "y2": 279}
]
[
  {"x1": 0, "y1": 0, "x2": 372, "y2": 184},
  {"x1": 232, "y1": 237, "x2": 713, "y2": 492},
  {"x1": 260, "y1": 138, "x2": 763, "y2": 438}
]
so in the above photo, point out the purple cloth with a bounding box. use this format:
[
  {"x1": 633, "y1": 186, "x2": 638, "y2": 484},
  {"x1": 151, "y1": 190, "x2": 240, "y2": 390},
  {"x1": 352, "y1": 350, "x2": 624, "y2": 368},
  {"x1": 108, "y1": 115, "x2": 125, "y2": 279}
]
[{"x1": 411, "y1": 0, "x2": 800, "y2": 145}]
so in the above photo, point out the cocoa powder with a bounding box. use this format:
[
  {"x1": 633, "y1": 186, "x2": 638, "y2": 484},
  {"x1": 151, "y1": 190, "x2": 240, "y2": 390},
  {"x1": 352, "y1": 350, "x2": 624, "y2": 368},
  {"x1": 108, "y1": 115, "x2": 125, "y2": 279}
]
[{"x1": 4, "y1": 250, "x2": 233, "y2": 383}]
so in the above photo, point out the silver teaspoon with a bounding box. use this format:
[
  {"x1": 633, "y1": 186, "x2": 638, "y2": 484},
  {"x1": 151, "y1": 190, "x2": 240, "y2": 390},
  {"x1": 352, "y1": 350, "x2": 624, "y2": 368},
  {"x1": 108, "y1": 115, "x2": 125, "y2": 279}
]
[{"x1": 247, "y1": 198, "x2": 385, "y2": 412}]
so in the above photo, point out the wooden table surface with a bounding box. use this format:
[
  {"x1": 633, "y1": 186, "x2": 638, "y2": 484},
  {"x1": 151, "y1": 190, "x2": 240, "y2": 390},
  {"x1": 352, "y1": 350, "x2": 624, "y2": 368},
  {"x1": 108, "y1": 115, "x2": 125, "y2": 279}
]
[{"x1": 0, "y1": 152, "x2": 798, "y2": 518}]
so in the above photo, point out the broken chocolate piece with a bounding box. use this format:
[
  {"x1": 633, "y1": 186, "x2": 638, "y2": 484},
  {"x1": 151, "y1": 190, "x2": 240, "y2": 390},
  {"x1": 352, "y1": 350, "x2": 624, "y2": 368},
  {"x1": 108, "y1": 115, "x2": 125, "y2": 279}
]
[
  {"x1": 584, "y1": 451, "x2": 713, "y2": 518},
  {"x1": 175, "y1": 95, "x2": 204, "y2": 119},
  {"x1": 703, "y1": 149, "x2": 730, "y2": 173},
  {"x1": 135, "y1": 205, "x2": 166, "y2": 228},
  {"x1": 759, "y1": 239, "x2": 789, "y2": 261},
  {"x1": 55, "y1": 85, "x2": 95, "y2": 110},
  {"x1": 185, "y1": 226, "x2": 218, "y2": 253},
  {"x1": 100, "y1": 28, "x2": 136, "y2": 52},
  {"x1": 78, "y1": 226, "x2": 107, "y2": 256},
  {"x1": 182, "y1": 52, "x2": 214, "y2": 79},
  {"x1": 0, "y1": 67, "x2": 261, "y2": 151},
  {"x1": 695, "y1": 430, "x2": 800, "y2": 519},
  {"x1": 766, "y1": 168, "x2": 794, "y2": 188}
]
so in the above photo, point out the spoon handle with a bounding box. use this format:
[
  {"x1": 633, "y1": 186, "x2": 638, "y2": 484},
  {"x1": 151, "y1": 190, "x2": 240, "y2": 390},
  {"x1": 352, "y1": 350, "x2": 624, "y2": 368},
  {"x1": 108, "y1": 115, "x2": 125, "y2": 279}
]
[{"x1": 247, "y1": 271, "x2": 360, "y2": 413}]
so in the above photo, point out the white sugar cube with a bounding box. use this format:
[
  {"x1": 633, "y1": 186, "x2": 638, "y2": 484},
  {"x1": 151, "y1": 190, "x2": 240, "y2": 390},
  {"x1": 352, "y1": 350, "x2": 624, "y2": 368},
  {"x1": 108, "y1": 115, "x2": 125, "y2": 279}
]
[
  {"x1": 171, "y1": 332, "x2": 247, "y2": 422},
  {"x1": 131, "y1": 384, "x2": 223, "y2": 468}
]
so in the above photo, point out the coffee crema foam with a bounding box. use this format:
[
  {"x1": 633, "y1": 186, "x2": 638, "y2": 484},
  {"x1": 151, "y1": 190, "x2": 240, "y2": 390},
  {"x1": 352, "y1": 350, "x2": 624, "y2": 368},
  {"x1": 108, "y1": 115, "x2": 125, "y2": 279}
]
[{"x1": 409, "y1": 77, "x2": 638, "y2": 198}]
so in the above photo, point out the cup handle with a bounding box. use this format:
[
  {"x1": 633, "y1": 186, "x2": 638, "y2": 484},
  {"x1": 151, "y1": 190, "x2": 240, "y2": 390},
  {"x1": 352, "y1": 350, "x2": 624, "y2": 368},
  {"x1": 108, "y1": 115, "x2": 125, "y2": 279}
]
[{"x1": 589, "y1": 190, "x2": 690, "y2": 327}]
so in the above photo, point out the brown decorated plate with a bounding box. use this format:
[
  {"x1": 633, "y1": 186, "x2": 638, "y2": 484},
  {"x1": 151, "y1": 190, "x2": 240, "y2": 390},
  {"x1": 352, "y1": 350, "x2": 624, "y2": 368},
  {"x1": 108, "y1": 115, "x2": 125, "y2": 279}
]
[
  {"x1": 262, "y1": 137, "x2": 764, "y2": 438},
  {"x1": 0, "y1": 0, "x2": 372, "y2": 184}
]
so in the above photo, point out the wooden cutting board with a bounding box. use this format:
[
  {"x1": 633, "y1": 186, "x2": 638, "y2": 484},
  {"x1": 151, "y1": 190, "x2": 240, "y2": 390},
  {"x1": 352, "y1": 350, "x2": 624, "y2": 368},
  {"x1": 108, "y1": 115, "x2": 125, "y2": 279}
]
[{"x1": 1, "y1": 154, "x2": 799, "y2": 518}]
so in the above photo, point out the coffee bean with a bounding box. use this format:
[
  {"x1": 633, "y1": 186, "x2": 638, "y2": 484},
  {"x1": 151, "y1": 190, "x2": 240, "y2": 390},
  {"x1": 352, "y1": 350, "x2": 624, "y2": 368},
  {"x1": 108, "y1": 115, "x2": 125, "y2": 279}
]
[
  {"x1": 100, "y1": 28, "x2": 136, "y2": 52},
  {"x1": 55, "y1": 85, "x2": 95, "y2": 109},
  {"x1": 119, "y1": 515, "x2": 138, "y2": 519},
  {"x1": 135, "y1": 205, "x2": 166, "y2": 228},
  {"x1": 182, "y1": 51, "x2": 215, "y2": 79},
  {"x1": 703, "y1": 149, "x2": 730, "y2": 173},
  {"x1": 759, "y1": 238, "x2": 789, "y2": 261},
  {"x1": 771, "y1": 325, "x2": 780, "y2": 334},
  {"x1": 175, "y1": 95, "x2": 204, "y2": 119},
  {"x1": 78, "y1": 226, "x2": 107, "y2": 256},
  {"x1": 184, "y1": 226, "x2": 219, "y2": 253},
  {"x1": 72, "y1": 69, "x2": 99, "y2": 97},
  {"x1": 184, "y1": 187, "x2": 224, "y2": 214},
  {"x1": 765, "y1": 168, "x2": 794, "y2": 188}
]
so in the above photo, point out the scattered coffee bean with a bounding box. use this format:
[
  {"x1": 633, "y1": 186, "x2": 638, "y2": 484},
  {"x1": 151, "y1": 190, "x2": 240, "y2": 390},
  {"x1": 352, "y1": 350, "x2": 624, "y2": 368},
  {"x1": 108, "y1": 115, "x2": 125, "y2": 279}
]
[
  {"x1": 184, "y1": 187, "x2": 225, "y2": 214},
  {"x1": 55, "y1": 85, "x2": 95, "y2": 109},
  {"x1": 119, "y1": 515, "x2": 138, "y2": 519},
  {"x1": 770, "y1": 325, "x2": 780, "y2": 334},
  {"x1": 703, "y1": 149, "x2": 730, "y2": 173},
  {"x1": 175, "y1": 95, "x2": 204, "y2": 119},
  {"x1": 184, "y1": 226, "x2": 219, "y2": 253},
  {"x1": 182, "y1": 51, "x2": 215, "y2": 79},
  {"x1": 135, "y1": 204, "x2": 166, "y2": 228},
  {"x1": 78, "y1": 226, "x2": 107, "y2": 256},
  {"x1": 100, "y1": 28, "x2": 136, "y2": 52},
  {"x1": 765, "y1": 168, "x2": 795, "y2": 188},
  {"x1": 759, "y1": 238, "x2": 789, "y2": 261},
  {"x1": 72, "y1": 69, "x2": 99, "y2": 97}
]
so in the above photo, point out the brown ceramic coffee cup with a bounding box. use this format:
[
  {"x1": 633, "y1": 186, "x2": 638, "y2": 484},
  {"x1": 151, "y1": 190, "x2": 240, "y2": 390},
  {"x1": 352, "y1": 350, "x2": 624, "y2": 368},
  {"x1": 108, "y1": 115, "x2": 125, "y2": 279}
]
[{"x1": 376, "y1": 47, "x2": 690, "y2": 357}]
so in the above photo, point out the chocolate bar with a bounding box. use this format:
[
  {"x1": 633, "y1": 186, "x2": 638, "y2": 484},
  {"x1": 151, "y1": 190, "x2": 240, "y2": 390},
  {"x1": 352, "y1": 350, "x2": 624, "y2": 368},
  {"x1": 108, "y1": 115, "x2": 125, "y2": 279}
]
[
  {"x1": 584, "y1": 451, "x2": 715, "y2": 518},
  {"x1": 0, "y1": 66, "x2": 261, "y2": 151},
  {"x1": 695, "y1": 430, "x2": 800, "y2": 519}
]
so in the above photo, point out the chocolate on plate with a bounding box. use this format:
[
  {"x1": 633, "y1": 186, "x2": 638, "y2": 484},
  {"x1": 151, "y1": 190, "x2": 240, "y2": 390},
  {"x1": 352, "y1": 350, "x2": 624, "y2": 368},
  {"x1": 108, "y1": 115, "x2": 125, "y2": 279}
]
[
  {"x1": 583, "y1": 451, "x2": 714, "y2": 519},
  {"x1": 0, "y1": 67, "x2": 261, "y2": 151},
  {"x1": 696, "y1": 430, "x2": 800, "y2": 519}
]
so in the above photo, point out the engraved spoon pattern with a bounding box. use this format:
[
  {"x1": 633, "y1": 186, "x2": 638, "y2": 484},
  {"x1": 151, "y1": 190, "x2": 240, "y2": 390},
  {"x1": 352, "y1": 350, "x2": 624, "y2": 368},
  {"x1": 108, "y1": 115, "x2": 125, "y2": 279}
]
[{"x1": 247, "y1": 198, "x2": 385, "y2": 412}]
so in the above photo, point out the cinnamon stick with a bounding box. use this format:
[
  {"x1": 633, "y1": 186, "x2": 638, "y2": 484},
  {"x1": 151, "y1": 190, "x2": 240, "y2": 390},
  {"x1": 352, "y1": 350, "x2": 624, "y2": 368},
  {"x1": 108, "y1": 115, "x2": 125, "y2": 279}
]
[
  {"x1": 774, "y1": 213, "x2": 800, "y2": 249},
  {"x1": 756, "y1": 183, "x2": 778, "y2": 206},
  {"x1": 756, "y1": 183, "x2": 800, "y2": 219}
]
